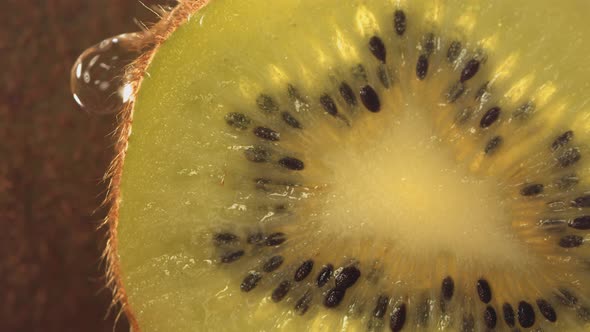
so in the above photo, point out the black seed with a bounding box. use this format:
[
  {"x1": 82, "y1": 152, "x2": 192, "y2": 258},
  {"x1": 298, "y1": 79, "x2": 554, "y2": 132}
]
[
  {"x1": 557, "y1": 147, "x2": 581, "y2": 168},
  {"x1": 573, "y1": 195, "x2": 590, "y2": 208},
  {"x1": 295, "y1": 291, "x2": 312, "y2": 315},
  {"x1": 446, "y1": 81, "x2": 465, "y2": 103},
  {"x1": 480, "y1": 106, "x2": 501, "y2": 128},
  {"x1": 320, "y1": 94, "x2": 338, "y2": 116},
  {"x1": 557, "y1": 288, "x2": 578, "y2": 307},
  {"x1": 360, "y1": 85, "x2": 381, "y2": 112},
  {"x1": 503, "y1": 303, "x2": 516, "y2": 327},
  {"x1": 352, "y1": 64, "x2": 368, "y2": 81},
  {"x1": 369, "y1": 36, "x2": 386, "y2": 63},
  {"x1": 324, "y1": 288, "x2": 346, "y2": 308},
  {"x1": 476, "y1": 279, "x2": 492, "y2": 303},
  {"x1": 393, "y1": 10, "x2": 407, "y2": 36},
  {"x1": 271, "y1": 280, "x2": 291, "y2": 302},
  {"x1": 221, "y1": 250, "x2": 244, "y2": 263},
  {"x1": 281, "y1": 111, "x2": 302, "y2": 129},
  {"x1": 422, "y1": 33, "x2": 435, "y2": 56},
  {"x1": 339, "y1": 82, "x2": 357, "y2": 106},
  {"x1": 517, "y1": 301, "x2": 535, "y2": 328},
  {"x1": 447, "y1": 41, "x2": 462, "y2": 63},
  {"x1": 240, "y1": 272, "x2": 262, "y2": 292},
  {"x1": 287, "y1": 84, "x2": 304, "y2": 101},
  {"x1": 335, "y1": 266, "x2": 361, "y2": 290},
  {"x1": 373, "y1": 295, "x2": 389, "y2": 318},
  {"x1": 213, "y1": 232, "x2": 239, "y2": 245},
  {"x1": 461, "y1": 314, "x2": 475, "y2": 332},
  {"x1": 416, "y1": 54, "x2": 429, "y2": 80},
  {"x1": 559, "y1": 235, "x2": 584, "y2": 248},
  {"x1": 294, "y1": 260, "x2": 314, "y2": 282},
  {"x1": 254, "y1": 126, "x2": 280, "y2": 141},
  {"x1": 256, "y1": 94, "x2": 278, "y2": 113},
  {"x1": 247, "y1": 232, "x2": 264, "y2": 244},
  {"x1": 520, "y1": 184, "x2": 544, "y2": 196},
  {"x1": 224, "y1": 112, "x2": 251, "y2": 129},
  {"x1": 484, "y1": 306, "x2": 497, "y2": 328},
  {"x1": 556, "y1": 174, "x2": 579, "y2": 190},
  {"x1": 570, "y1": 216, "x2": 590, "y2": 230},
  {"x1": 317, "y1": 264, "x2": 334, "y2": 287},
  {"x1": 244, "y1": 146, "x2": 271, "y2": 163},
  {"x1": 552, "y1": 130, "x2": 574, "y2": 150},
  {"x1": 263, "y1": 255, "x2": 284, "y2": 272},
  {"x1": 377, "y1": 65, "x2": 391, "y2": 89},
  {"x1": 441, "y1": 276, "x2": 454, "y2": 301},
  {"x1": 460, "y1": 59, "x2": 480, "y2": 82},
  {"x1": 278, "y1": 157, "x2": 304, "y2": 171},
  {"x1": 485, "y1": 136, "x2": 503, "y2": 154},
  {"x1": 265, "y1": 232, "x2": 286, "y2": 246},
  {"x1": 513, "y1": 101, "x2": 536, "y2": 119},
  {"x1": 536, "y1": 299, "x2": 557, "y2": 322},
  {"x1": 390, "y1": 303, "x2": 407, "y2": 332}
]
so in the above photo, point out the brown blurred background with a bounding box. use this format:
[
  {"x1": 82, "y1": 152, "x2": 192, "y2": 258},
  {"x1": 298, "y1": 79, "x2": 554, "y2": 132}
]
[{"x1": 1, "y1": 1, "x2": 172, "y2": 331}]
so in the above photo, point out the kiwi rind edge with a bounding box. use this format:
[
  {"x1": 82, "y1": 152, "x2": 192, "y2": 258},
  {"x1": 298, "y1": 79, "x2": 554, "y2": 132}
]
[{"x1": 102, "y1": 1, "x2": 210, "y2": 331}]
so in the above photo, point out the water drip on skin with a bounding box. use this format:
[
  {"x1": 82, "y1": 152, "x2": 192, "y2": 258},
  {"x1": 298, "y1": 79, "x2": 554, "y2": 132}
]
[{"x1": 70, "y1": 32, "x2": 145, "y2": 115}]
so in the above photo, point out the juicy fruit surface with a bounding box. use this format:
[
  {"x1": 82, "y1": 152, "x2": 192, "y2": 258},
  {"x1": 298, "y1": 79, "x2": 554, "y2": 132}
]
[{"x1": 117, "y1": 0, "x2": 590, "y2": 331}]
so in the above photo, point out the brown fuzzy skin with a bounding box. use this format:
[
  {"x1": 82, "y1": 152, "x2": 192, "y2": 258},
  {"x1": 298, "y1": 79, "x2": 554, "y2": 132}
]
[{"x1": 103, "y1": 1, "x2": 210, "y2": 330}]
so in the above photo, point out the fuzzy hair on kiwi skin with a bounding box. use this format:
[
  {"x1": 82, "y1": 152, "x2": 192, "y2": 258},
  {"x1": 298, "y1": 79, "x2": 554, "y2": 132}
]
[{"x1": 102, "y1": 1, "x2": 210, "y2": 331}]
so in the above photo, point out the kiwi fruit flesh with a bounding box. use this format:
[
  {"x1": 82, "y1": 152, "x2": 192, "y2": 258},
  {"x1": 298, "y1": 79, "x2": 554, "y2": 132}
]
[{"x1": 104, "y1": 0, "x2": 590, "y2": 331}]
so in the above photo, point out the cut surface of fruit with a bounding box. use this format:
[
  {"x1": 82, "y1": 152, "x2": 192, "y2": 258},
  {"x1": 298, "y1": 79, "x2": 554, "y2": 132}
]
[{"x1": 111, "y1": 0, "x2": 590, "y2": 331}]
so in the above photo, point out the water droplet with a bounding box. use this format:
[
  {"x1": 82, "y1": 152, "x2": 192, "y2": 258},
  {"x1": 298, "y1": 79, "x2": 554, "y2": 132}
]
[{"x1": 70, "y1": 32, "x2": 145, "y2": 114}]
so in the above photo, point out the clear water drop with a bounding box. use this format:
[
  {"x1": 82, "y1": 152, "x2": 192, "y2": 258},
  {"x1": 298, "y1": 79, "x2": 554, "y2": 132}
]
[{"x1": 70, "y1": 32, "x2": 145, "y2": 114}]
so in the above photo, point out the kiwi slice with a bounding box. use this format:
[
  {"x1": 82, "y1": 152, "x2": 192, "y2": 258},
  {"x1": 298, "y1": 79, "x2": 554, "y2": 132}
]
[{"x1": 101, "y1": 0, "x2": 590, "y2": 331}]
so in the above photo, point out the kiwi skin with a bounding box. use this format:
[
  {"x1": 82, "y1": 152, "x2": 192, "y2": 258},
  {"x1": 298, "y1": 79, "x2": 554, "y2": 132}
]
[{"x1": 103, "y1": 1, "x2": 210, "y2": 330}]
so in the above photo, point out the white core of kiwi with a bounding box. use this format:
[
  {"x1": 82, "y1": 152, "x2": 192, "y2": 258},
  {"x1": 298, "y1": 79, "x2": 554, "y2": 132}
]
[{"x1": 321, "y1": 101, "x2": 523, "y2": 266}]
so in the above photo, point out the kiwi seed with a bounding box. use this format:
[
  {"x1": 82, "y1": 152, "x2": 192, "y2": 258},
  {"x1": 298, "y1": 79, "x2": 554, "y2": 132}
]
[
  {"x1": 415, "y1": 55, "x2": 428, "y2": 80},
  {"x1": 518, "y1": 301, "x2": 536, "y2": 328}
]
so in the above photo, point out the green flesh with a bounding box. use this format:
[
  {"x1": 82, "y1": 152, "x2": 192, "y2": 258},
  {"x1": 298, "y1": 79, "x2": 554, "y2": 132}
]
[{"x1": 117, "y1": 0, "x2": 590, "y2": 331}]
